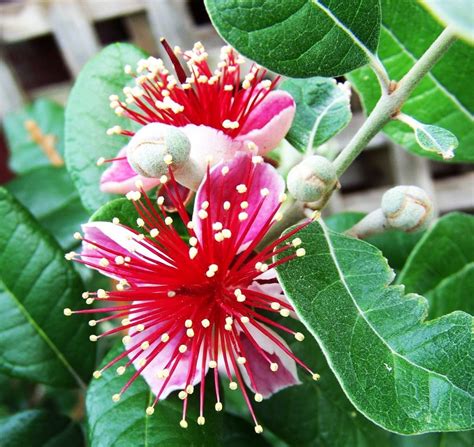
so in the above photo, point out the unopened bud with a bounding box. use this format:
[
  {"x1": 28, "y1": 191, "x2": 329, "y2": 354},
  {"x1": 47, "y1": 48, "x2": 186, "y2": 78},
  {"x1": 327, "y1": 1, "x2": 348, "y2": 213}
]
[
  {"x1": 381, "y1": 185, "x2": 433, "y2": 232},
  {"x1": 287, "y1": 155, "x2": 337, "y2": 202},
  {"x1": 127, "y1": 123, "x2": 190, "y2": 178}
]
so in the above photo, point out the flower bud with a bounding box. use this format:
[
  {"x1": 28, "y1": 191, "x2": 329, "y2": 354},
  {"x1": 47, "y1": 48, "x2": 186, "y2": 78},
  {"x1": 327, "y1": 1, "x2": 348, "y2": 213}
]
[
  {"x1": 287, "y1": 155, "x2": 337, "y2": 203},
  {"x1": 127, "y1": 123, "x2": 191, "y2": 178},
  {"x1": 381, "y1": 185, "x2": 433, "y2": 232}
]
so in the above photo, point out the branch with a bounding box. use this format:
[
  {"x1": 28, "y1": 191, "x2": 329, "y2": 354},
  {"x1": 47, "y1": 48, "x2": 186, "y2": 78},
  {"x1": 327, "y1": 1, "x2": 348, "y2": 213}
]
[{"x1": 333, "y1": 26, "x2": 457, "y2": 178}]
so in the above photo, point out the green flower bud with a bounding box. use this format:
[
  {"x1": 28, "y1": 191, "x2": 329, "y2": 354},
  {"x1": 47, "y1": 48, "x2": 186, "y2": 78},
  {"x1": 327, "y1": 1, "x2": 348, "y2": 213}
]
[
  {"x1": 381, "y1": 185, "x2": 434, "y2": 232},
  {"x1": 127, "y1": 123, "x2": 191, "y2": 178},
  {"x1": 287, "y1": 155, "x2": 337, "y2": 203}
]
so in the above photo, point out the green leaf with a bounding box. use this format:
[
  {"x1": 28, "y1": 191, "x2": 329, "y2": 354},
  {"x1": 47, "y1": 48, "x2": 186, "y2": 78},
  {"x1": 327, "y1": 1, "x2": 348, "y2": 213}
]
[
  {"x1": 0, "y1": 410, "x2": 84, "y2": 447},
  {"x1": 280, "y1": 77, "x2": 352, "y2": 153},
  {"x1": 90, "y1": 198, "x2": 141, "y2": 229},
  {"x1": 3, "y1": 99, "x2": 65, "y2": 174},
  {"x1": 347, "y1": 0, "x2": 474, "y2": 163},
  {"x1": 390, "y1": 430, "x2": 474, "y2": 447},
  {"x1": 204, "y1": 0, "x2": 381, "y2": 78},
  {"x1": 91, "y1": 198, "x2": 190, "y2": 240},
  {"x1": 5, "y1": 166, "x2": 88, "y2": 250},
  {"x1": 87, "y1": 344, "x2": 234, "y2": 447},
  {"x1": 414, "y1": 123, "x2": 458, "y2": 160},
  {"x1": 220, "y1": 414, "x2": 272, "y2": 447},
  {"x1": 398, "y1": 213, "x2": 474, "y2": 318},
  {"x1": 65, "y1": 44, "x2": 147, "y2": 213},
  {"x1": 276, "y1": 219, "x2": 473, "y2": 434},
  {"x1": 256, "y1": 318, "x2": 391, "y2": 446},
  {"x1": 325, "y1": 212, "x2": 423, "y2": 272},
  {"x1": 0, "y1": 188, "x2": 95, "y2": 388},
  {"x1": 420, "y1": 0, "x2": 474, "y2": 44}
]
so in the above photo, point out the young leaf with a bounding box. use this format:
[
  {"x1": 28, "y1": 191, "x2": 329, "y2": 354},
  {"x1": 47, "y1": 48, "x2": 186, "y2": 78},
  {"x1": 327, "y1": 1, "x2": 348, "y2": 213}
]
[
  {"x1": 65, "y1": 44, "x2": 147, "y2": 213},
  {"x1": 86, "y1": 344, "x2": 266, "y2": 447},
  {"x1": 0, "y1": 410, "x2": 83, "y2": 447},
  {"x1": 347, "y1": 0, "x2": 474, "y2": 162},
  {"x1": 398, "y1": 213, "x2": 474, "y2": 318},
  {"x1": 0, "y1": 188, "x2": 95, "y2": 388},
  {"x1": 204, "y1": 0, "x2": 381, "y2": 77},
  {"x1": 420, "y1": 0, "x2": 474, "y2": 44},
  {"x1": 413, "y1": 123, "x2": 458, "y2": 160},
  {"x1": 280, "y1": 77, "x2": 352, "y2": 153},
  {"x1": 3, "y1": 99, "x2": 65, "y2": 174},
  {"x1": 276, "y1": 219, "x2": 473, "y2": 434},
  {"x1": 6, "y1": 166, "x2": 88, "y2": 250}
]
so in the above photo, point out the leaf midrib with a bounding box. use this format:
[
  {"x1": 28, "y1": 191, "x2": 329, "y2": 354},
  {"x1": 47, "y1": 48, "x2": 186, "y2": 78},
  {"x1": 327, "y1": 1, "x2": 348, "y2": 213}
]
[
  {"x1": 0, "y1": 278, "x2": 85, "y2": 389},
  {"x1": 306, "y1": 93, "x2": 349, "y2": 152},
  {"x1": 311, "y1": 0, "x2": 377, "y2": 63},
  {"x1": 318, "y1": 221, "x2": 471, "y2": 399}
]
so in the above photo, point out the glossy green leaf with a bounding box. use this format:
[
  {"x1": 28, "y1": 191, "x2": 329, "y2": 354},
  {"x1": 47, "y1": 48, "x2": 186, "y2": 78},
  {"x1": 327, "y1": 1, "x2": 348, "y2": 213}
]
[
  {"x1": 0, "y1": 410, "x2": 83, "y2": 447},
  {"x1": 325, "y1": 212, "x2": 423, "y2": 272},
  {"x1": 0, "y1": 188, "x2": 95, "y2": 388},
  {"x1": 390, "y1": 430, "x2": 474, "y2": 447},
  {"x1": 90, "y1": 198, "x2": 141, "y2": 229},
  {"x1": 3, "y1": 99, "x2": 65, "y2": 174},
  {"x1": 86, "y1": 344, "x2": 265, "y2": 447},
  {"x1": 65, "y1": 44, "x2": 147, "y2": 213},
  {"x1": 398, "y1": 213, "x2": 474, "y2": 318},
  {"x1": 91, "y1": 198, "x2": 189, "y2": 240},
  {"x1": 347, "y1": 0, "x2": 474, "y2": 162},
  {"x1": 204, "y1": 0, "x2": 381, "y2": 78},
  {"x1": 280, "y1": 77, "x2": 352, "y2": 153},
  {"x1": 256, "y1": 318, "x2": 391, "y2": 446},
  {"x1": 276, "y1": 219, "x2": 473, "y2": 434},
  {"x1": 257, "y1": 316, "x2": 473, "y2": 445},
  {"x1": 6, "y1": 166, "x2": 88, "y2": 250},
  {"x1": 414, "y1": 123, "x2": 458, "y2": 160},
  {"x1": 220, "y1": 414, "x2": 272, "y2": 447},
  {"x1": 420, "y1": 0, "x2": 474, "y2": 44}
]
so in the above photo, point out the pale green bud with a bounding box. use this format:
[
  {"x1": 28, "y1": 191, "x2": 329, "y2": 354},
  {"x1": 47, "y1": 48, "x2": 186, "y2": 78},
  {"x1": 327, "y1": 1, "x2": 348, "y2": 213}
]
[
  {"x1": 381, "y1": 185, "x2": 434, "y2": 232},
  {"x1": 287, "y1": 155, "x2": 337, "y2": 203},
  {"x1": 127, "y1": 123, "x2": 190, "y2": 178}
]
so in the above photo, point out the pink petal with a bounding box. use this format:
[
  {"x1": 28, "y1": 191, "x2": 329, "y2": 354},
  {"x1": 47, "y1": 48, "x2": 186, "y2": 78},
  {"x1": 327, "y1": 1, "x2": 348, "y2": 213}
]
[
  {"x1": 175, "y1": 124, "x2": 245, "y2": 190},
  {"x1": 237, "y1": 323, "x2": 300, "y2": 397},
  {"x1": 237, "y1": 90, "x2": 295, "y2": 155},
  {"x1": 100, "y1": 146, "x2": 160, "y2": 194},
  {"x1": 81, "y1": 222, "x2": 171, "y2": 283},
  {"x1": 249, "y1": 269, "x2": 298, "y2": 319},
  {"x1": 192, "y1": 153, "x2": 285, "y2": 247},
  {"x1": 127, "y1": 319, "x2": 207, "y2": 399}
]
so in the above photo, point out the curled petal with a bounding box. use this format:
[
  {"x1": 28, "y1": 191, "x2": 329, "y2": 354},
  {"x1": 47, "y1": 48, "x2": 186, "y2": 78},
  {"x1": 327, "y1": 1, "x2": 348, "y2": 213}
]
[
  {"x1": 237, "y1": 323, "x2": 300, "y2": 397},
  {"x1": 250, "y1": 270, "x2": 298, "y2": 319},
  {"x1": 192, "y1": 153, "x2": 285, "y2": 247},
  {"x1": 100, "y1": 146, "x2": 160, "y2": 194},
  {"x1": 237, "y1": 90, "x2": 295, "y2": 155},
  {"x1": 175, "y1": 124, "x2": 244, "y2": 190}
]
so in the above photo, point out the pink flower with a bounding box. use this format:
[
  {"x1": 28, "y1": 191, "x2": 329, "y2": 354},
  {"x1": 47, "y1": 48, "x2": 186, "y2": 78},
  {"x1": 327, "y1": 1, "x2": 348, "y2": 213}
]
[
  {"x1": 66, "y1": 154, "x2": 318, "y2": 433},
  {"x1": 100, "y1": 41, "x2": 295, "y2": 194}
]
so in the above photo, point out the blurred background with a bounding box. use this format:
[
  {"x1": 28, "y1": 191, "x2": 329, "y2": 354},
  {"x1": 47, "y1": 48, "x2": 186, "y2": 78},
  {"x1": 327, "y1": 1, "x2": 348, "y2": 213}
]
[{"x1": 0, "y1": 0, "x2": 472, "y2": 214}]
